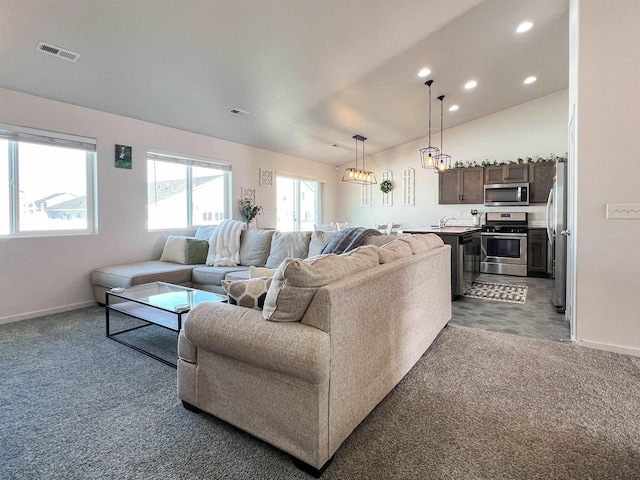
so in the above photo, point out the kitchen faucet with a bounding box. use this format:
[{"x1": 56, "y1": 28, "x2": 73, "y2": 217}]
[{"x1": 439, "y1": 216, "x2": 450, "y2": 228}]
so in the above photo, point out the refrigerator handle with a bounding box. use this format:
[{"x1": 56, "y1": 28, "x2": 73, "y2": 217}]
[{"x1": 546, "y1": 187, "x2": 554, "y2": 244}]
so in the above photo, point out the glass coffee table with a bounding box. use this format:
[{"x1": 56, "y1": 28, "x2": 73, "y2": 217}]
[{"x1": 105, "y1": 282, "x2": 227, "y2": 367}]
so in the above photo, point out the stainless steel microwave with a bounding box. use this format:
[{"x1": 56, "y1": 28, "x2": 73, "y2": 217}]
[{"x1": 484, "y1": 183, "x2": 530, "y2": 206}]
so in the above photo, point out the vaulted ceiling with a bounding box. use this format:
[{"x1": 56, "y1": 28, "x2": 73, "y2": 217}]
[{"x1": 0, "y1": 0, "x2": 569, "y2": 165}]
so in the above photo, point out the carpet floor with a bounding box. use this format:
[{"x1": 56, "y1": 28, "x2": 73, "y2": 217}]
[{"x1": 1, "y1": 307, "x2": 639, "y2": 479}]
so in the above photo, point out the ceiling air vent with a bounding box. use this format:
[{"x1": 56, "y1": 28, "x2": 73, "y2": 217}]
[
  {"x1": 227, "y1": 108, "x2": 250, "y2": 118},
  {"x1": 36, "y1": 42, "x2": 81, "y2": 62}
]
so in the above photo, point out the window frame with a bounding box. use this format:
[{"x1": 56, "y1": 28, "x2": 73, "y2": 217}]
[
  {"x1": 0, "y1": 124, "x2": 97, "y2": 237},
  {"x1": 147, "y1": 149, "x2": 232, "y2": 230}
]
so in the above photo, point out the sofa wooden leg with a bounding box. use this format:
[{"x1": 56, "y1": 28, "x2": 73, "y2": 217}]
[
  {"x1": 293, "y1": 456, "x2": 333, "y2": 478},
  {"x1": 181, "y1": 400, "x2": 202, "y2": 413}
]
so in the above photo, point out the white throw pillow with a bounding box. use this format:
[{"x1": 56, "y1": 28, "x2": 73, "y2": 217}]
[{"x1": 160, "y1": 236, "x2": 187, "y2": 264}]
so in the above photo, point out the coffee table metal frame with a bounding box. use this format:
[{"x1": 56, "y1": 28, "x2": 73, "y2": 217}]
[{"x1": 105, "y1": 282, "x2": 227, "y2": 367}]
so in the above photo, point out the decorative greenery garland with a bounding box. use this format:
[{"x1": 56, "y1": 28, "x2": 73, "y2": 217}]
[
  {"x1": 380, "y1": 179, "x2": 393, "y2": 193},
  {"x1": 451, "y1": 153, "x2": 567, "y2": 169}
]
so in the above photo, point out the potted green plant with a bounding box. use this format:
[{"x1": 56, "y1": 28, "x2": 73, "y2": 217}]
[
  {"x1": 239, "y1": 198, "x2": 262, "y2": 226},
  {"x1": 380, "y1": 179, "x2": 393, "y2": 194}
]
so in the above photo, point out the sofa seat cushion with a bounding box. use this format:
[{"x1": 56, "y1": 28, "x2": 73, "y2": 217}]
[
  {"x1": 91, "y1": 261, "x2": 196, "y2": 288},
  {"x1": 192, "y1": 265, "x2": 250, "y2": 286},
  {"x1": 263, "y1": 245, "x2": 380, "y2": 322},
  {"x1": 264, "y1": 231, "x2": 312, "y2": 269}
]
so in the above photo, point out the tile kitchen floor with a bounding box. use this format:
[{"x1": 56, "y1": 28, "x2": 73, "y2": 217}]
[{"x1": 450, "y1": 273, "x2": 571, "y2": 343}]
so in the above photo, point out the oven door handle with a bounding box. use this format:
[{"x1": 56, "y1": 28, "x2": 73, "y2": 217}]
[{"x1": 481, "y1": 232, "x2": 527, "y2": 237}]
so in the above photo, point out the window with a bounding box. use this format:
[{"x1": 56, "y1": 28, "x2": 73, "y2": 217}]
[
  {"x1": 147, "y1": 150, "x2": 230, "y2": 230},
  {"x1": 0, "y1": 124, "x2": 96, "y2": 236},
  {"x1": 381, "y1": 169, "x2": 392, "y2": 207},
  {"x1": 276, "y1": 175, "x2": 320, "y2": 231}
]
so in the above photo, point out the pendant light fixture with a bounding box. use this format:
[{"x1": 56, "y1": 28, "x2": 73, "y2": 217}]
[
  {"x1": 435, "y1": 94, "x2": 452, "y2": 172},
  {"x1": 419, "y1": 80, "x2": 440, "y2": 170},
  {"x1": 342, "y1": 135, "x2": 377, "y2": 185}
]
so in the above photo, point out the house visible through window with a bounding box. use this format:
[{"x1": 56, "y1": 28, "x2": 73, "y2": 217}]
[
  {"x1": 0, "y1": 124, "x2": 96, "y2": 236},
  {"x1": 147, "y1": 150, "x2": 231, "y2": 230}
]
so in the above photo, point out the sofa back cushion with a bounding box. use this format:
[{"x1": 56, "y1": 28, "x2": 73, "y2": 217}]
[
  {"x1": 308, "y1": 231, "x2": 335, "y2": 257},
  {"x1": 239, "y1": 229, "x2": 275, "y2": 266},
  {"x1": 378, "y1": 238, "x2": 413, "y2": 264},
  {"x1": 263, "y1": 245, "x2": 380, "y2": 322},
  {"x1": 400, "y1": 234, "x2": 444, "y2": 254},
  {"x1": 264, "y1": 231, "x2": 312, "y2": 269}
]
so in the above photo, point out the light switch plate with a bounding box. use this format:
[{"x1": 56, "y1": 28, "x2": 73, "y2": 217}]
[{"x1": 606, "y1": 204, "x2": 640, "y2": 219}]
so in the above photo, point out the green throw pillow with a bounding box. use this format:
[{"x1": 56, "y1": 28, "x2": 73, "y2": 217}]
[{"x1": 185, "y1": 237, "x2": 209, "y2": 264}]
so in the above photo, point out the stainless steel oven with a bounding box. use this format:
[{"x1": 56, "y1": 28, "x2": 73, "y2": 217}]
[{"x1": 481, "y1": 212, "x2": 528, "y2": 277}]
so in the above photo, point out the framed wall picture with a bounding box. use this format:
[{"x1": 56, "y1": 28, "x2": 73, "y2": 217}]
[{"x1": 115, "y1": 144, "x2": 132, "y2": 169}]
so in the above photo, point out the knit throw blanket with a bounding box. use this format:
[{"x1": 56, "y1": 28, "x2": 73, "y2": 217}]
[
  {"x1": 205, "y1": 220, "x2": 246, "y2": 266},
  {"x1": 320, "y1": 227, "x2": 381, "y2": 255}
]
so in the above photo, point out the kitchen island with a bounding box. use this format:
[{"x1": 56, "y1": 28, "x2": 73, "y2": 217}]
[{"x1": 404, "y1": 226, "x2": 481, "y2": 298}]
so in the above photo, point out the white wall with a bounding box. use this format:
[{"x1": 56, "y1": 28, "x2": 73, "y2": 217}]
[
  {"x1": 570, "y1": 0, "x2": 640, "y2": 354},
  {"x1": 0, "y1": 88, "x2": 338, "y2": 322},
  {"x1": 337, "y1": 90, "x2": 569, "y2": 229}
]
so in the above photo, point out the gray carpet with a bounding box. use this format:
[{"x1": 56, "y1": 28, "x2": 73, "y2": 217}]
[{"x1": 1, "y1": 307, "x2": 639, "y2": 479}]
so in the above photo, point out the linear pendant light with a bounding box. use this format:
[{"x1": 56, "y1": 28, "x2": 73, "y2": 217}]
[
  {"x1": 342, "y1": 135, "x2": 377, "y2": 185},
  {"x1": 419, "y1": 80, "x2": 440, "y2": 171}
]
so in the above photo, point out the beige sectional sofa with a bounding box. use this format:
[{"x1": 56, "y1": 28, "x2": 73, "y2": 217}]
[
  {"x1": 177, "y1": 234, "x2": 452, "y2": 474},
  {"x1": 91, "y1": 228, "x2": 338, "y2": 305}
]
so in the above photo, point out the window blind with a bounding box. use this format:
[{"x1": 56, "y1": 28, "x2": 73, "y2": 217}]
[
  {"x1": 148, "y1": 150, "x2": 231, "y2": 171},
  {"x1": 0, "y1": 124, "x2": 96, "y2": 151}
]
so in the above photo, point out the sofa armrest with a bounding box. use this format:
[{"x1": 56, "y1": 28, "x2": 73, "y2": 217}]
[{"x1": 182, "y1": 302, "x2": 330, "y2": 384}]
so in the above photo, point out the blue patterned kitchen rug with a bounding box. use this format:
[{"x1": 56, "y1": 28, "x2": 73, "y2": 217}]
[{"x1": 463, "y1": 281, "x2": 528, "y2": 304}]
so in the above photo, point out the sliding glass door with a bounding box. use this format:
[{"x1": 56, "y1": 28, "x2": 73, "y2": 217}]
[{"x1": 276, "y1": 176, "x2": 319, "y2": 231}]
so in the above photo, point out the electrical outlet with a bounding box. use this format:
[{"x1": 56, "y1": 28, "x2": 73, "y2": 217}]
[
  {"x1": 457, "y1": 210, "x2": 463, "y2": 217},
  {"x1": 606, "y1": 204, "x2": 640, "y2": 219}
]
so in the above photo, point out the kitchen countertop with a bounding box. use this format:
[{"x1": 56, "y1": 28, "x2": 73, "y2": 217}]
[{"x1": 404, "y1": 226, "x2": 482, "y2": 235}]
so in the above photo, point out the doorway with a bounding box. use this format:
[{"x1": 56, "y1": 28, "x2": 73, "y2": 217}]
[{"x1": 276, "y1": 176, "x2": 319, "y2": 232}]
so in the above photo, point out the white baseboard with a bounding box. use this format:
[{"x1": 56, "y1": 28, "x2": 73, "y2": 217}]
[
  {"x1": 0, "y1": 301, "x2": 98, "y2": 325},
  {"x1": 575, "y1": 339, "x2": 640, "y2": 358}
]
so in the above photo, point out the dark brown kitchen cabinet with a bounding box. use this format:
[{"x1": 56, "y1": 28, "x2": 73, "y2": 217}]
[
  {"x1": 529, "y1": 161, "x2": 555, "y2": 203},
  {"x1": 438, "y1": 167, "x2": 483, "y2": 204},
  {"x1": 484, "y1": 164, "x2": 529, "y2": 184},
  {"x1": 527, "y1": 228, "x2": 549, "y2": 276}
]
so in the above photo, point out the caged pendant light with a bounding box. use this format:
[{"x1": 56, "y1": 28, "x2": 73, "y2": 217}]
[
  {"x1": 435, "y1": 94, "x2": 452, "y2": 172},
  {"x1": 342, "y1": 135, "x2": 377, "y2": 185},
  {"x1": 419, "y1": 79, "x2": 440, "y2": 170}
]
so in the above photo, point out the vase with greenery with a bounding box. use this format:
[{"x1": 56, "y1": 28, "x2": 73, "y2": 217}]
[
  {"x1": 380, "y1": 179, "x2": 393, "y2": 194},
  {"x1": 239, "y1": 198, "x2": 262, "y2": 226}
]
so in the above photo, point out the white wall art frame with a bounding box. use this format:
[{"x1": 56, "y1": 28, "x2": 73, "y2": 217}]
[
  {"x1": 402, "y1": 167, "x2": 415, "y2": 206},
  {"x1": 381, "y1": 169, "x2": 392, "y2": 207},
  {"x1": 259, "y1": 168, "x2": 273, "y2": 187},
  {"x1": 360, "y1": 183, "x2": 371, "y2": 207}
]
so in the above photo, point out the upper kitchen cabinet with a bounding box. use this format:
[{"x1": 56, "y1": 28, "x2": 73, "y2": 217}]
[
  {"x1": 439, "y1": 167, "x2": 483, "y2": 204},
  {"x1": 529, "y1": 161, "x2": 555, "y2": 203},
  {"x1": 483, "y1": 164, "x2": 529, "y2": 184}
]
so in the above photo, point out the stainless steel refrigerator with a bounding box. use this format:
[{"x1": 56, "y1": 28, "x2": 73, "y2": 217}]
[{"x1": 546, "y1": 158, "x2": 567, "y2": 313}]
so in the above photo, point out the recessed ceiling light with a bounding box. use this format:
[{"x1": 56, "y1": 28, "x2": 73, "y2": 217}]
[
  {"x1": 464, "y1": 80, "x2": 477, "y2": 90},
  {"x1": 448, "y1": 105, "x2": 459, "y2": 112},
  {"x1": 517, "y1": 21, "x2": 533, "y2": 33},
  {"x1": 418, "y1": 67, "x2": 431, "y2": 78},
  {"x1": 523, "y1": 76, "x2": 537, "y2": 85}
]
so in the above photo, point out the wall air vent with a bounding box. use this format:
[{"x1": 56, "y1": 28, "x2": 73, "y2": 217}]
[
  {"x1": 227, "y1": 108, "x2": 250, "y2": 118},
  {"x1": 36, "y1": 42, "x2": 81, "y2": 62}
]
